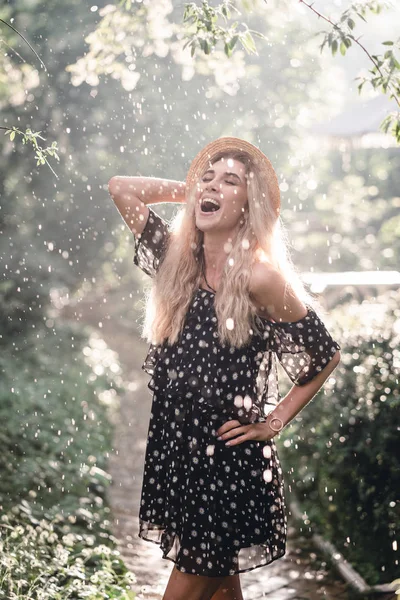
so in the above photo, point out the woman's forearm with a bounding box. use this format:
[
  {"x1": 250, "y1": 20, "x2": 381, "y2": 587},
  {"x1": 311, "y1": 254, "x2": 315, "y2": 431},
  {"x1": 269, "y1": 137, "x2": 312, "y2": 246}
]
[
  {"x1": 269, "y1": 351, "x2": 341, "y2": 431},
  {"x1": 108, "y1": 176, "x2": 186, "y2": 205}
]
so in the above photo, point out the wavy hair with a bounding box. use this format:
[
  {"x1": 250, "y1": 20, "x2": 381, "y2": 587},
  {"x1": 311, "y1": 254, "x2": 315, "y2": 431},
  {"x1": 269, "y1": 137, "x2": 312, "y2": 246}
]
[{"x1": 141, "y1": 150, "x2": 320, "y2": 348}]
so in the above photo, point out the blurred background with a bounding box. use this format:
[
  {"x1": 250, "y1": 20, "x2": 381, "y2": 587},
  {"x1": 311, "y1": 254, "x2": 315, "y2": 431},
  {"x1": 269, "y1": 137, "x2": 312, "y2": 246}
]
[{"x1": 0, "y1": 0, "x2": 399, "y2": 598}]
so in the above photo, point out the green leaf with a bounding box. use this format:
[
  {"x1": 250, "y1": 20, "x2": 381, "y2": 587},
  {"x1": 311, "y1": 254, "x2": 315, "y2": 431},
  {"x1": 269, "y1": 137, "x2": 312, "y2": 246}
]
[
  {"x1": 348, "y1": 18, "x2": 355, "y2": 30},
  {"x1": 251, "y1": 30, "x2": 267, "y2": 40},
  {"x1": 240, "y1": 31, "x2": 257, "y2": 55},
  {"x1": 332, "y1": 40, "x2": 338, "y2": 57},
  {"x1": 380, "y1": 115, "x2": 392, "y2": 133},
  {"x1": 357, "y1": 80, "x2": 366, "y2": 94},
  {"x1": 382, "y1": 41, "x2": 394, "y2": 45},
  {"x1": 10, "y1": 131, "x2": 15, "y2": 141},
  {"x1": 340, "y1": 42, "x2": 347, "y2": 56},
  {"x1": 200, "y1": 38, "x2": 210, "y2": 53},
  {"x1": 228, "y1": 34, "x2": 239, "y2": 51}
]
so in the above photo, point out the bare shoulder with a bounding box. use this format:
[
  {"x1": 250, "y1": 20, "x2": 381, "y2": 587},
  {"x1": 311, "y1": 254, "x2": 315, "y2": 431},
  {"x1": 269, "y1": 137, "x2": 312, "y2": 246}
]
[
  {"x1": 250, "y1": 262, "x2": 284, "y2": 295},
  {"x1": 249, "y1": 262, "x2": 308, "y2": 323}
]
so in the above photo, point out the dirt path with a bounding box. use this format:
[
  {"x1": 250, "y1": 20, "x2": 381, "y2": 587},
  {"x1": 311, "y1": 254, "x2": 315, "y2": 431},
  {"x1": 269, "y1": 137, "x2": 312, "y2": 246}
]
[{"x1": 63, "y1": 290, "x2": 349, "y2": 600}]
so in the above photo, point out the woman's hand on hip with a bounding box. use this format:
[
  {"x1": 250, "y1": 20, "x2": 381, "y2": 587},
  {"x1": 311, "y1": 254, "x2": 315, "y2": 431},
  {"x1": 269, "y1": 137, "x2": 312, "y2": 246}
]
[{"x1": 215, "y1": 420, "x2": 276, "y2": 446}]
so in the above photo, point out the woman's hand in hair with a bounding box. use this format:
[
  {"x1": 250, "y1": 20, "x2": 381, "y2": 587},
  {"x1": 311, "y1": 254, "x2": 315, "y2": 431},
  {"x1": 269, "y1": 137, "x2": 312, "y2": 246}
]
[{"x1": 215, "y1": 419, "x2": 277, "y2": 446}]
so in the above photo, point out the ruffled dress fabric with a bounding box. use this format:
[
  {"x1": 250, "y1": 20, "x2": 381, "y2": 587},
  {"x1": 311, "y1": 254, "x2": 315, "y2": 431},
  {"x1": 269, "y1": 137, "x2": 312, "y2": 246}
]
[{"x1": 133, "y1": 207, "x2": 341, "y2": 577}]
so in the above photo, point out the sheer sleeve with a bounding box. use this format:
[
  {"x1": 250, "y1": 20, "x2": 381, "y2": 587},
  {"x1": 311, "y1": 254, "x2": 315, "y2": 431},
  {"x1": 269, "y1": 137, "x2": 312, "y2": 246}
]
[
  {"x1": 133, "y1": 207, "x2": 170, "y2": 278},
  {"x1": 268, "y1": 305, "x2": 341, "y2": 386}
]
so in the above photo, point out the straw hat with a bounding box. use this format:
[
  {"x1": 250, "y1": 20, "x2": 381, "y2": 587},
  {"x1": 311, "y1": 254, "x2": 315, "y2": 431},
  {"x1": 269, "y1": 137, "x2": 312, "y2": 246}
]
[{"x1": 186, "y1": 136, "x2": 280, "y2": 216}]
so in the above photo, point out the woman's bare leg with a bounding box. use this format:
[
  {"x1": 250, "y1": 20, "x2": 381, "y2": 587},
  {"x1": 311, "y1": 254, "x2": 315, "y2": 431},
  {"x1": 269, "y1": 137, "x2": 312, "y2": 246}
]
[
  {"x1": 162, "y1": 565, "x2": 226, "y2": 600},
  {"x1": 210, "y1": 575, "x2": 244, "y2": 600}
]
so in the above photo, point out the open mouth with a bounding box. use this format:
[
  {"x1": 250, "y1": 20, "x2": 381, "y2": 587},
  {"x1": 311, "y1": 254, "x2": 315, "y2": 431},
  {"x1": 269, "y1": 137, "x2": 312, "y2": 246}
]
[{"x1": 200, "y1": 198, "x2": 221, "y2": 214}]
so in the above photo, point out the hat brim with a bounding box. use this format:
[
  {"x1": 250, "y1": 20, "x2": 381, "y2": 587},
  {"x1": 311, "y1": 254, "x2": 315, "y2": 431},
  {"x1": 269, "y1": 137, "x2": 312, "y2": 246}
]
[{"x1": 186, "y1": 136, "x2": 280, "y2": 216}]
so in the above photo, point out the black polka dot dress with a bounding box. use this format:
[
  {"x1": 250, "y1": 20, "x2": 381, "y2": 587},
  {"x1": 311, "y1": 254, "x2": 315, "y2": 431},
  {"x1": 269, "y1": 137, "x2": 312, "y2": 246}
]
[{"x1": 133, "y1": 208, "x2": 341, "y2": 577}]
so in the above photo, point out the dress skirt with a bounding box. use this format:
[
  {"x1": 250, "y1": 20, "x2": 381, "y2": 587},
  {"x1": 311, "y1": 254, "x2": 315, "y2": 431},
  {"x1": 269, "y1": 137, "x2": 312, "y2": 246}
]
[{"x1": 138, "y1": 388, "x2": 287, "y2": 577}]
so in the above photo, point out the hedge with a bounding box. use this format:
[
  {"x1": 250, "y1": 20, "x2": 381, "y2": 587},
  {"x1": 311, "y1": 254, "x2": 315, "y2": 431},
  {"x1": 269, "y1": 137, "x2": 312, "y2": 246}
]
[
  {"x1": 280, "y1": 289, "x2": 399, "y2": 585},
  {"x1": 0, "y1": 321, "x2": 136, "y2": 599}
]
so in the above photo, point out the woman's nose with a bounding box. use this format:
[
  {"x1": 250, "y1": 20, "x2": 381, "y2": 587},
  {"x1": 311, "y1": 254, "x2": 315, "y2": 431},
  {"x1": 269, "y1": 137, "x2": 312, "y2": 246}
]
[{"x1": 205, "y1": 180, "x2": 218, "y2": 192}]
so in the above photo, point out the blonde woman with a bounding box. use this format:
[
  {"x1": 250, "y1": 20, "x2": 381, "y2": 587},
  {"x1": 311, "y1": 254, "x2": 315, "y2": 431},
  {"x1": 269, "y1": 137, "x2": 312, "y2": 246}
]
[{"x1": 108, "y1": 137, "x2": 341, "y2": 600}]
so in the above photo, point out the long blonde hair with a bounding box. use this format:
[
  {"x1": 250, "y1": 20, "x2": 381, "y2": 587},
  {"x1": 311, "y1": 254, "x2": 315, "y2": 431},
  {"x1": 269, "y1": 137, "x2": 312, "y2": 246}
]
[{"x1": 141, "y1": 150, "x2": 319, "y2": 348}]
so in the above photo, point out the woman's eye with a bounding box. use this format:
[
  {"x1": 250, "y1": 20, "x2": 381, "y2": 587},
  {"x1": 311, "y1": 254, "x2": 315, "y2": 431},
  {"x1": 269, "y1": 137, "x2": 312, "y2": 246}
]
[{"x1": 201, "y1": 177, "x2": 235, "y2": 185}]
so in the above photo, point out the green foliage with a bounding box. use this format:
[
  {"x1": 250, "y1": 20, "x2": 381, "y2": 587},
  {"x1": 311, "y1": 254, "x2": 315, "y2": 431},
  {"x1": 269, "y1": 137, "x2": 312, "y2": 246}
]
[
  {"x1": 0, "y1": 0, "x2": 124, "y2": 331},
  {"x1": 287, "y1": 147, "x2": 400, "y2": 274},
  {"x1": 0, "y1": 17, "x2": 59, "y2": 171},
  {"x1": 305, "y1": 0, "x2": 400, "y2": 143},
  {"x1": 310, "y1": 0, "x2": 390, "y2": 56},
  {"x1": 319, "y1": 10, "x2": 400, "y2": 144},
  {"x1": 0, "y1": 503, "x2": 136, "y2": 599},
  {"x1": 0, "y1": 319, "x2": 136, "y2": 597},
  {"x1": 183, "y1": 0, "x2": 400, "y2": 143},
  {"x1": 356, "y1": 39, "x2": 400, "y2": 141},
  {"x1": 0, "y1": 320, "x2": 122, "y2": 518},
  {"x1": 1, "y1": 127, "x2": 59, "y2": 177},
  {"x1": 280, "y1": 290, "x2": 400, "y2": 585},
  {"x1": 183, "y1": 0, "x2": 265, "y2": 58}
]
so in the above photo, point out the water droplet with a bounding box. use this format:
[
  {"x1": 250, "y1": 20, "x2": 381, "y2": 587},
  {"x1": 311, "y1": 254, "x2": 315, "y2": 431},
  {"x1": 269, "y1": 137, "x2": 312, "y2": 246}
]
[
  {"x1": 226, "y1": 318, "x2": 234, "y2": 330},
  {"x1": 263, "y1": 445, "x2": 272, "y2": 459},
  {"x1": 234, "y1": 395, "x2": 243, "y2": 408},
  {"x1": 263, "y1": 469, "x2": 272, "y2": 482},
  {"x1": 206, "y1": 445, "x2": 215, "y2": 456}
]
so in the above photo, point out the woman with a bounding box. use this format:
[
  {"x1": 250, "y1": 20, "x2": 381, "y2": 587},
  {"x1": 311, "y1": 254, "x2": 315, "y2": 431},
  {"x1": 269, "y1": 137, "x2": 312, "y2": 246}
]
[{"x1": 108, "y1": 137, "x2": 341, "y2": 600}]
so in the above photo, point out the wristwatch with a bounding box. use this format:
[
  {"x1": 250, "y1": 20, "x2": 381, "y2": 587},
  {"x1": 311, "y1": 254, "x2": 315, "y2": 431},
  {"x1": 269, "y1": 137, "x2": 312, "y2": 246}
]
[{"x1": 267, "y1": 414, "x2": 284, "y2": 433}]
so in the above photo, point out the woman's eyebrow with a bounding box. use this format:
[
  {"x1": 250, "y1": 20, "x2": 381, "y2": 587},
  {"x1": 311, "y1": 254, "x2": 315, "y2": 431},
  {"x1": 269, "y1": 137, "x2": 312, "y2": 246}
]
[{"x1": 203, "y1": 169, "x2": 243, "y2": 183}]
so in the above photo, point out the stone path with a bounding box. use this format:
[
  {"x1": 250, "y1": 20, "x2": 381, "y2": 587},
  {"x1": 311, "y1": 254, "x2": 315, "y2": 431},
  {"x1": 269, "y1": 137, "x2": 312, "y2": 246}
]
[{"x1": 64, "y1": 291, "x2": 350, "y2": 600}]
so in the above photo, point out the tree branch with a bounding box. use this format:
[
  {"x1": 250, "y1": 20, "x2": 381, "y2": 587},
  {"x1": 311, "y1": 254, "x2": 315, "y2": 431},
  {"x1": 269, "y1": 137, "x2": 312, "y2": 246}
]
[
  {"x1": 298, "y1": 0, "x2": 400, "y2": 109},
  {"x1": 0, "y1": 18, "x2": 47, "y2": 71}
]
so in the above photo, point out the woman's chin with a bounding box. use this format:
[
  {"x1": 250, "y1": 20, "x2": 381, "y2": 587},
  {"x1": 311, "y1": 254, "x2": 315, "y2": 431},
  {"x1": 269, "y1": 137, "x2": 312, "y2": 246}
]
[{"x1": 195, "y1": 210, "x2": 221, "y2": 228}]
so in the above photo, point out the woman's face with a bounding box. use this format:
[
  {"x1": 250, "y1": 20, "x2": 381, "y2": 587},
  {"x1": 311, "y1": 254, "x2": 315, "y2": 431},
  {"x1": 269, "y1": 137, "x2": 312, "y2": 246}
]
[{"x1": 194, "y1": 157, "x2": 248, "y2": 233}]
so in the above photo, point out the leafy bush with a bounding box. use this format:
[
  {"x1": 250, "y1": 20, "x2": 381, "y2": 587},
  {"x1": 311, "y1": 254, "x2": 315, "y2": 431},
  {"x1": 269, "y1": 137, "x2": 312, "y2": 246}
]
[
  {"x1": 280, "y1": 289, "x2": 399, "y2": 585},
  {"x1": 0, "y1": 502, "x2": 136, "y2": 599},
  {"x1": 0, "y1": 321, "x2": 120, "y2": 521},
  {"x1": 0, "y1": 320, "x2": 137, "y2": 597}
]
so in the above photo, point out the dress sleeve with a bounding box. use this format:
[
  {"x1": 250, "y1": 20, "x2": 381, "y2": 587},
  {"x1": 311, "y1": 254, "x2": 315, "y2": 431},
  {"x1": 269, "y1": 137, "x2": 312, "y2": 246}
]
[
  {"x1": 268, "y1": 305, "x2": 341, "y2": 386},
  {"x1": 133, "y1": 207, "x2": 170, "y2": 278}
]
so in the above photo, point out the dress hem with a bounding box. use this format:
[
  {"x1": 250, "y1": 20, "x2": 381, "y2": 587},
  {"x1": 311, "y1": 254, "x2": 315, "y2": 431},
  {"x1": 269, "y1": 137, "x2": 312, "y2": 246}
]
[{"x1": 138, "y1": 530, "x2": 286, "y2": 578}]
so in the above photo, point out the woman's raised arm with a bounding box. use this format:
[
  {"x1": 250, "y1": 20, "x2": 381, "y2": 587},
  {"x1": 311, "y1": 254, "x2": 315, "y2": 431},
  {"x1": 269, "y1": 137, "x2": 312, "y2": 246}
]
[{"x1": 108, "y1": 176, "x2": 185, "y2": 236}]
